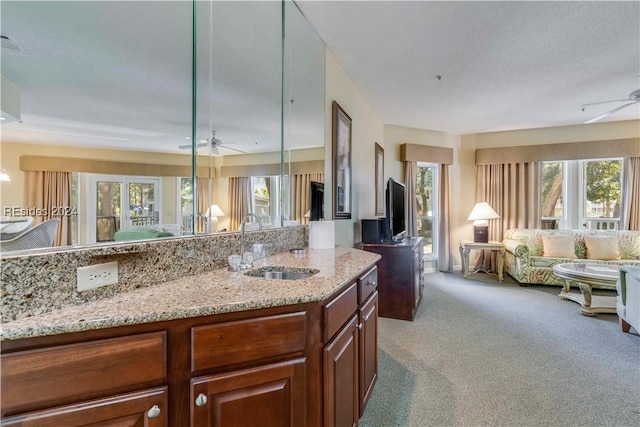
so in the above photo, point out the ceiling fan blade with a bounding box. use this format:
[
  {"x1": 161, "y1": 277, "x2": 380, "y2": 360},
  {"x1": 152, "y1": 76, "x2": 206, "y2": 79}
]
[
  {"x1": 178, "y1": 142, "x2": 207, "y2": 150},
  {"x1": 584, "y1": 101, "x2": 638, "y2": 124},
  {"x1": 581, "y1": 98, "x2": 630, "y2": 107},
  {"x1": 220, "y1": 145, "x2": 247, "y2": 154}
]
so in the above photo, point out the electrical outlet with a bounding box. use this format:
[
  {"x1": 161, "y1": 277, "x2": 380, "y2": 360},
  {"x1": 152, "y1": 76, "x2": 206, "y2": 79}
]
[{"x1": 77, "y1": 262, "x2": 118, "y2": 291}]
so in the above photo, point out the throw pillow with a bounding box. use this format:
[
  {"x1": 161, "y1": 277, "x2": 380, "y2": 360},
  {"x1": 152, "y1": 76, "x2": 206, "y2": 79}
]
[
  {"x1": 542, "y1": 235, "x2": 576, "y2": 258},
  {"x1": 584, "y1": 235, "x2": 621, "y2": 260}
]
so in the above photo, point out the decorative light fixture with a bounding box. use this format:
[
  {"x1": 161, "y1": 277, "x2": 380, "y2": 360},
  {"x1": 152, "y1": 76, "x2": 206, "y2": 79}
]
[
  {"x1": 467, "y1": 202, "x2": 500, "y2": 243},
  {"x1": 204, "y1": 204, "x2": 225, "y2": 232},
  {"x1": 0, "y1": 168, "x2": 10, "y2": 182}
]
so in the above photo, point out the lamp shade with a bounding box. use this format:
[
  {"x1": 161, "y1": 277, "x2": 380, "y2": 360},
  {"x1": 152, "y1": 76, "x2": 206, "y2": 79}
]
[
  {"x1": 467, "y1": 202, "x2": 500, "y2": 243},
  {"x1": 467, "y1": 202, "x2": 500, "y2": 222},
  {"x1": 205, "y1": 204, "x2": 224, "y2": 218}
]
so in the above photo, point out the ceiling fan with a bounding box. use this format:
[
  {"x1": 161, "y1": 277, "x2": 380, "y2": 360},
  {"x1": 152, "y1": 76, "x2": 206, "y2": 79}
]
[
  {"x1": 178, "y1": 130, "x2": 246, "y2": 155},
  {"x1": 582, "y1": 89, "x2": 640, "y2": 124}
]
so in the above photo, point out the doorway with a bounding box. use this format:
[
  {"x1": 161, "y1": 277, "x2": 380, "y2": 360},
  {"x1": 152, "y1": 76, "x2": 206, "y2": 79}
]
[{"x1": 87, "y1": 174, "x2": 162, "y2": 243}]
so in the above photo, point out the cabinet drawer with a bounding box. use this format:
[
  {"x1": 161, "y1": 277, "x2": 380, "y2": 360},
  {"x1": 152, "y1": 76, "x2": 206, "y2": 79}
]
[
  {"x1": 191, "y1": 311, "x2": 307, "y2": 372},
  {"x1": 358, "y1": 266, "x2": 378, "y2": 305},
  {"x1": 2, "y1": 386, "x2": 168, "y2": 427},
  {"x1": 324, "y1": 282, "x2": 357, "y2": 342},
  {"x1": 1, "y1": 332, "x2": 166, "y2": 414}
]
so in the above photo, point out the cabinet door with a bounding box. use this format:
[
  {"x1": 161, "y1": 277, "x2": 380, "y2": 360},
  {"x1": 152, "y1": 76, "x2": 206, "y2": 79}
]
[
  {"x1": 323, "y1": 314, "x2": 358, "y2": 427},
  {"x1": 413, "y1": 246, "x2": 421, "y2": 310},
  {"x1": 1, "y1": 386, "x2": 168, "y2": 427},
  {"x1": 359, "y1": 292, "x2": 378, "y2": 417},
  {"x1": 191, "y1": 358, "x2": 306, "y2": 427}
]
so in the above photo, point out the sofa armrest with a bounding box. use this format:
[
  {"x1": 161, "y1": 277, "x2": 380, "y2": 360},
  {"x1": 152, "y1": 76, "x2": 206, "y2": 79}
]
[{"x1": 503, "y1": 239, "x2": 529, "y2": 258}]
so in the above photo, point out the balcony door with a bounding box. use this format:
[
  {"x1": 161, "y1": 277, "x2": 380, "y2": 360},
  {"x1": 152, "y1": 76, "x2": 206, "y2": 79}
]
[{"x1": 87, "y1": 174, "x2": 161, "y2": 243}]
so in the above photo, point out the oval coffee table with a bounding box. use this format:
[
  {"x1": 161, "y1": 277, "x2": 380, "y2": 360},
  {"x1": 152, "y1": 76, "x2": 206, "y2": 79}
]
[{"x1": 553, "y1": 263, "x2": 619, "y2": 316}]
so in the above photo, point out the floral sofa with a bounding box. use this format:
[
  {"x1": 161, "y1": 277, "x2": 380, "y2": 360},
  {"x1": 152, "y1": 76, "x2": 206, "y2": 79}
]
[{"x1": 503, "y1": 228, "x2": 640, "y2": 288}]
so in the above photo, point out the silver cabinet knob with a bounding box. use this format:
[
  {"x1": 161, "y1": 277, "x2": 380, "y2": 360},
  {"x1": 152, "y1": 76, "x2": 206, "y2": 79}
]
[
  {"x1": 195, "y1": 393, "x2": 208, "y2": 407},
  {"x1": 356, "y1": 323, "x2": 363, "y2": 330},
  {"x1": 147, "y1": 405, "x2": 161, "y2": 419}
]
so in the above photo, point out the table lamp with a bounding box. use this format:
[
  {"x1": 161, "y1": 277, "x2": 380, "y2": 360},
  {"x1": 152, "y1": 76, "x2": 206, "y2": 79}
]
[
  {"x1": 205, "y1": 204, "x2": 225, "y2": 232},
  {"x1": 467, "y1": 202, "x2": 500, "y2": 243}
]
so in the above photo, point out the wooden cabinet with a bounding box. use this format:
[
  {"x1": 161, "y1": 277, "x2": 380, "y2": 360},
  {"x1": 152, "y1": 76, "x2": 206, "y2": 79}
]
[
  {"x1": 1, "y1": 265, "x2": 379, "y2": 427},
  {"x1": 324, "y1": 314, "x2": 359, "y2": 427},
  {"x1": 1, "y1": 387, "x2": 168, "y2": 427},
  {"x1": 1, "y1": 332, "x2": 168, "y2": 426},
  {"x1": 323, "y1": 267, "x2": 379, "y2": 427},
  {"x1": 361, "y1": 238, "x2": 424, "y2": 321},
  {"x1": 358, "y1": 291, "x2": 378, "y2": 417},
  {"x1": 189, "y1": 312, "x2": 308, "y2": 426},
  {"x1": 191, "y1": 359, "x2": 306, "y2": 427}
]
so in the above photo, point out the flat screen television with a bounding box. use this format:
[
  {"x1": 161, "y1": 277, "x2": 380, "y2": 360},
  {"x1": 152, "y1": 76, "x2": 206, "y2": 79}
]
[
  {"x1": 309, "y1": 181, "x2": 325, "y2": 221},
  {"x1": 386, "y1": 177, "x2": 407, "y2": 242}
]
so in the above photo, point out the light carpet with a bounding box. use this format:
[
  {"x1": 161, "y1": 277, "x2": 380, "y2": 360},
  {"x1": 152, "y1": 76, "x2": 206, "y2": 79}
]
[{"x1": 359, "y1": 271, "x2": 640, "y2": 427}]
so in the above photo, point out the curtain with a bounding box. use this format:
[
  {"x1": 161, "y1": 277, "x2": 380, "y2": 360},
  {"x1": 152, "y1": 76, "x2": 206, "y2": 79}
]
[
  {"x1": 228, "y1": 177, "x2": 251, "y2": 231},
  {"x1": 403, "y1": 161, "x2": 418, "y2": 238},
  {"x1": 438, "y1": 164, "x2": 453, "y2": 272},
  {"x1": 621, "y1": 157, "x2": 640, "y2": 231},
  {"x1": 195, "y1": 177, "x2": 210, "y2": 233},
  {"x1": 476, "y1": 162, "x2": 541, "y2": 270},
  {"x1": 24, "y1": 171, "x2": 72, "y2": 246},
  {"x1": 291, "y1": 173, "x2": 324, "y2": 224}
]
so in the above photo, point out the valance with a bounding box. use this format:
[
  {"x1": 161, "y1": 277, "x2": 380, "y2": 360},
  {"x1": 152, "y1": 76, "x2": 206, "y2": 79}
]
[
  {"x1": 400, "y1": 143, "x2": 453, "y2": 164},
  {"x1": 476, "y1": 138, "x2": 640, "y2": 165}
]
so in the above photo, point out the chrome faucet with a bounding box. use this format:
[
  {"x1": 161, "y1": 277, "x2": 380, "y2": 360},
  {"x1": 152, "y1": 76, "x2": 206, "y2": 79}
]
[{"x1": 239, "y1": 213, "x2": 263, "y2": 269}]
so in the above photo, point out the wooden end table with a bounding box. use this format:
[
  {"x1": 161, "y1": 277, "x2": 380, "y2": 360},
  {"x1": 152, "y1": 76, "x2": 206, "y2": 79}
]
[{"x1": 459, "y1": 240, "x2": 505, "y2": 281}]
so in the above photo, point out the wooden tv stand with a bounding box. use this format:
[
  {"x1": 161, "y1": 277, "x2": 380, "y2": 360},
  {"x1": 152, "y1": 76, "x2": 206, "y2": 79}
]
[{"x1": 360, "y1": 237, "x2": 424, "y2": 321}]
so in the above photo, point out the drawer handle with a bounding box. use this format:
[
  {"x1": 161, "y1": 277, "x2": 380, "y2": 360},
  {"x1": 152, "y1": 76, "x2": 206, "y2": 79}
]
[
  {"x1": 356, "y1": 323, "x2": 363, "y2": 330},
  {"x1": 147, "y1": 405, "x2": 161, "y2": 419},
  {"x1": 367, "y1": 280, "x2": 377, "y2": 287},
  {"x1": 195, "y1": 393, "x2": 208, "y2": 407},
  {"x1": 362, "y1": 314, "x2": 370, "y2": 322}
]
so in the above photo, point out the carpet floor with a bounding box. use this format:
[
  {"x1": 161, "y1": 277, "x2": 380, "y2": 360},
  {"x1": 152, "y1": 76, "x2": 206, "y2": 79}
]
[{"x1": 359, "y1": 271, "x2": 640, "y2": 427}]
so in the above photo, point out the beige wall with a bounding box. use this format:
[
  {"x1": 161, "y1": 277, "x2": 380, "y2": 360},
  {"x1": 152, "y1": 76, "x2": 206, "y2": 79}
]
[{"x1": 324, "y1": 48, "x2": 384, "y2": 246}]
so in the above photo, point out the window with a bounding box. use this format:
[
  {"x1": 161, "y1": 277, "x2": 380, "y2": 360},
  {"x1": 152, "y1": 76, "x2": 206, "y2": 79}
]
[
  {"x1": 177, "y1": 177, "x2": 194, "y2": 233},
  {"x1": 540, "y1": 158, "x2": 622, "y2": 230},
  {"x1": 541, "y1": 161, "x2": 565, "y2": 229},
  {"x1": 251, "y1": 176, "x2": 284, "y2": 226},
  {"x1": 581, "y1": 159, "x2": 622, "y2": 230},
  {"x1": 415, "y1": 163, "x2": 438, "y2": 256}
]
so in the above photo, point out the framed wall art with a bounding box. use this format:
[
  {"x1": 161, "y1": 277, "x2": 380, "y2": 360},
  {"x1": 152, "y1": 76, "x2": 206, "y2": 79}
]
[{"x1": 332, "y1": 101, "x2": 352, "y2": 219}]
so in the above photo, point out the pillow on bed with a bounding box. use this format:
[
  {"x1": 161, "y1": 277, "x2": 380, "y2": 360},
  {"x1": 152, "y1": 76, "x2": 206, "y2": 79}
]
[
  {"x1": 542, "y1": 235, "x2": 576, "y2": 258},
  {"x1": 584, "y1": 235, "x2": 620, "y2": 260}
]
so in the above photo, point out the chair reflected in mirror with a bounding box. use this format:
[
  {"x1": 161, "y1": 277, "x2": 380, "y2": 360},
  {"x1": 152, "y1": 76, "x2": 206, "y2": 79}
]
[{"x1": 0, "y1": 219, "x2": 60, "y2": 252}]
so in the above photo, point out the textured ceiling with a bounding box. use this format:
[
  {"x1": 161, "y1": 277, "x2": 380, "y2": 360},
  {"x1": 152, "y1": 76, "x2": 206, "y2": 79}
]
[{"x1": 297, "y1": 0, "x2": 640, "y2": 134}]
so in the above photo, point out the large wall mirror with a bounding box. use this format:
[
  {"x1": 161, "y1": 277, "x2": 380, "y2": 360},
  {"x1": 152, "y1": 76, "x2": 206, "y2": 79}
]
[{"x1": 0, "y1": 0, "x2": 325, "y2": 254}]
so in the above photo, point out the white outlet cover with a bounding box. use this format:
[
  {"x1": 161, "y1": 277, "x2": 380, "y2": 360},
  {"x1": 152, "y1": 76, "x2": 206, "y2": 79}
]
[{"x1": 77, "y1": 261, "x2": 119, "y2": 292}]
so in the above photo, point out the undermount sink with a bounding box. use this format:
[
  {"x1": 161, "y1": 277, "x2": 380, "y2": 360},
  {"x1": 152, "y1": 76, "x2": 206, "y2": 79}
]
[{"x1": 245, "y1": 266, "x2": 319, "y2": 280}]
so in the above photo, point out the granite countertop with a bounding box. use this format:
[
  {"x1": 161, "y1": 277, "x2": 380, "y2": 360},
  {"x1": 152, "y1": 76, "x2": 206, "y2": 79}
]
[{"x1": 1, "y1": 247, "x2": 380, "y2": 341}]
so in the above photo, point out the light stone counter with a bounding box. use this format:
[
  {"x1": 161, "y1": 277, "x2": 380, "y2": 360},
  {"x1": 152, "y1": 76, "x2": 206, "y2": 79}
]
[{"x1": 1, "y1": 247, "x2": 380, "y2": 341}]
